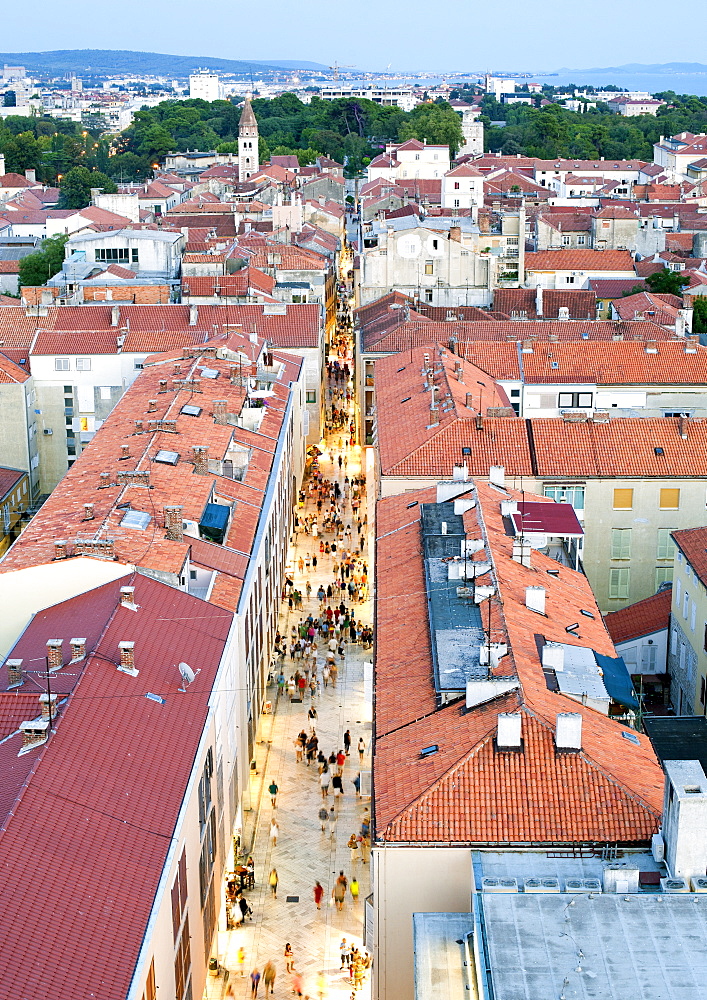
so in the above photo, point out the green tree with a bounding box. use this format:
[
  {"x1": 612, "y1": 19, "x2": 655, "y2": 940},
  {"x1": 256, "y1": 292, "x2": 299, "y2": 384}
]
[
  {"x1": 59, "y1": 167, "x2": 117, "y2": 209},
  {"x1": 18, "y1": 234, "x2": 68, "y2": 286},
  {"x1": 692, "y1": 297, "x2": 707, "y2": 333},
  {"x1": 645, "y1": 268, "x2": 690, "y2": 296}
]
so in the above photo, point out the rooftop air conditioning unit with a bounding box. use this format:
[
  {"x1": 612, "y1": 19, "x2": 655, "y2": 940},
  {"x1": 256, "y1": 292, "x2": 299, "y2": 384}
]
[
  {"x1": 651, "y1": 832, "x2": 665, "y2": 863},
  {"x1": 182, "y1": 519, "x2": 199, "y2": 538},
  {"x1": 565, "y1": 877, "x2": 602, "y2": 893},
  {"x1": 481, "y1": 877, "x2": 518, "y2": 894},
  {"x1": 691, "y1": 877, "x2": 707, "y2": 893},
  {"x1": 661, "y1": 877, "x2": 690, "y2": 894},
  {"x1": 524, "y1": 877, "x2": 561, "y2": 893}
]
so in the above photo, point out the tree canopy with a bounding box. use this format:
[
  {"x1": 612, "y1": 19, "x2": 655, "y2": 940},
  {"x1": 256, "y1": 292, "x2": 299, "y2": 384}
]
[
  {"x1": 58, "y1": 166, "x2": 117, "y2": 209},
  {"x1": 645, "y1": 268, "x2": 690, "y2": 296},
  {"x1": 18, "y1": 235, "x2": 69, "y2": 287}
]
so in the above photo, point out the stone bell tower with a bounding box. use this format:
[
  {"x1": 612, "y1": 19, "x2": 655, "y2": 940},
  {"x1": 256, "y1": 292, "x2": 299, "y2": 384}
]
[{"x1": 238, "y1": 94, "x2": 259, "y2": 182}]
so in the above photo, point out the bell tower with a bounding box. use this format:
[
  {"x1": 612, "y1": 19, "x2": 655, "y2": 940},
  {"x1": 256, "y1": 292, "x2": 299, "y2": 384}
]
[{"x1": 238, "y1": 94, "x2": 259, "y2": 182}]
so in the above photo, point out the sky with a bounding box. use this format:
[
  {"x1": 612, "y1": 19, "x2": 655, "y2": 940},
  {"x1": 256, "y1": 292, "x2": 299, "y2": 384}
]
[{"x1": 2, "y1": 0, "x2": 701, "y2": 73}]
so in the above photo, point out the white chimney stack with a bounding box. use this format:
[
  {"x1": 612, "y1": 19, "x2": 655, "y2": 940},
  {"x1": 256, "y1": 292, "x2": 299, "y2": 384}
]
[
  {"x1": 525, "y1": 586, "x2": 546, "y2": 614},
  {"x1": 542, "y1": 642, "x2": 565, "y2": 672},
  {"x1": 555, "y1": 712, "x2": 582, "y2": 751},
  {"x1": 497, "y1": 713, "x2": 522, "y2": 749},
  {"x1": 489, "y1": 465, "x2": 505, "y2": 488}
]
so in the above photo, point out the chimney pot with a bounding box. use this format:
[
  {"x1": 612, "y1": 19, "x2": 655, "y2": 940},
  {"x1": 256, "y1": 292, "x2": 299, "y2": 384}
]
[
  {"x1": 83, "y1": 503, "x2": 94, "y2": 521},
  {"x1": 134, "y1": 420, "x2": 143, "y2": 433},
  {"x1": 54, "y1": 539, "x2": 68, "y2": 560},
  {"x1": 189, "y1": 304, "x2": 199, "y2": 326},
  {"x1": 192, "y1": 445, "x2": 209, "y2": 474},
  {"x1": 46, "y1": 639, "x2": 63, "y2": 670},
  {"x1": 70, "y1": 638, "x2": 86, "y2": 661},
  {"x1": 7, "y1": 658, "x2": 23, "y2": 687},
  {"x1": 556, "y1": 712, "x2": 582, "y2": 751},
  {"x1": 120, "y1": 586, "x2": 136, "y2": 607},
  {"x1": 159, "y1": 379, "x2": 168, "y2": 390},
  {"x1": 213, "y1": 399, "x2": 228, "y2": 424},
  {"x1": 466, "y1": 392, "x2": 475, "y2": 409},
  {"x1": 164, "y1": 505, "x2": 184, "y2": 541},
  {"x1": 148, "y1": 399, "x2": 157, "y2": 412},
  {"x1": 111, "y1": 304, "x2": 120, "y2": 327},
  {"x1": 39, "y1": 693, "x2": 57, "y2": 720}
]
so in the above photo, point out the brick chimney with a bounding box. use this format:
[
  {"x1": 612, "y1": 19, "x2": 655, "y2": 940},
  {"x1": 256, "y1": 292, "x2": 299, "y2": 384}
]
[
  {"x1": 449, "y1": 224, "x2": 461, "y2": 243},
  {"x1": 39, "y1": 693, "x2": 57, "y2": 721},
  {"x1": 164, "y1": 505, "x2": 184, "y2": 541},
  {"x1": 466, "y1": 392, "x2": 475, "y2": 409},
  {"x1": 7, "y1": 658, "x2": 23, "y2": 688},
  {"x1": 148, "y1": 399, "x2": 158, "y2": 412},
  {"x1": 54, "y1": 539, "x2": 68, "y2": 560},
  {"x1": 120, "y1": 444, "x2": 130, "y2": 461},
  {"x1": 159, "y1": 379, "x2": 168, "y2": 391},
  {"x1": 644, "y1": 340, "x2": 658, "y2": 354},
  {"x1": 99, "y1": 472, "x2": 112, "y2": 488},
  {"x1": 70, "y1": 638, "x2": 86, "y2": 661},
  {"x1": 120, "y1": 586, "x2": 136, "y2": 607},
  {"x1": 134, "y1": 420, "x2": 143, "y2": 433},
  {"x1": 47, "y1": 639, "x2": 63, "y2": 671},
  {"x1": 83, "y1": 503, "x2": 94, "y2": 520},
  {"x1": 118, "y1": 641, "x2": 137, "y2": 675},
  {"x1": 429, "y1": 404, "x2": 439, "y2": 427},
  {"x1": 192, "y1": 445, "x2": 209, "y2": 474},
  {"x1": 213, "y1": 399, "x2": 228, "y2": 424},
  {"x1": 679, "y1": 415, "x2": 689, "y2": 440}
]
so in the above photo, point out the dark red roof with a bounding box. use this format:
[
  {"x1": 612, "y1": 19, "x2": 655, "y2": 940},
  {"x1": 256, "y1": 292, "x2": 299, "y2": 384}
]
[
  {"x1": 509, "y1": 500, "x2": 584, "y2": 537},
  {"x1": 604, "y1": 589, "x2": 672, "y2": 645}
]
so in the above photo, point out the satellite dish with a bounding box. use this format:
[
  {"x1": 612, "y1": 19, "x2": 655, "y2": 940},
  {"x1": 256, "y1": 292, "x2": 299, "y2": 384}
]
[{"x1": 177, "y1": 661, "x2": 201, "y2": 691}]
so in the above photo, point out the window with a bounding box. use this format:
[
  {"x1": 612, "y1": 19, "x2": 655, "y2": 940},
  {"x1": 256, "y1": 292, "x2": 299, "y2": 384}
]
[
  {"x1": 76, "y1": 358, "x2": 91, "y2": 371},
  {"x1": 454, "y1": 198, "x2": 460, "y2": 208},
  {"x1": 171, "y1": 848, "x2": 188, "y2": 941},
  {"x1": 305, "y1": 390, "x2": 316, "y2": 404},
  {"x1": 174, "y1": 914, "x2": 192, "y2": 1000},
  {"x1": 558, "y1": 392, "x2": 593, "y2": 409},
  {"x1": 543, "y1": 484, "x2": 585, "y2": 511},
  {"x1": 701, "y1": 675, "x2": 706, "y2": 706},
  {"x1": 141, "y1": 959, "x2": 156, "y2": 1000},
  {"x1": 683, "y1": 591, "x2": 690, "y2": 619},
  {"x1": 566, "y1": 275, "x2": 575, "y2": 284},
  {"x1": 55, "y1": 358, "x2": 70, "y2": 371},
  {"x1": 562, "y1": 235, "x2": 571, "y2": 246},
  {"x1": 577, "y1": 235, "x2": 586, "y2": 246},
  {"x1": 656, "y1": 528, "x2": 675, "y2": 561},
  {"x1": 454, "y1": 181, "x2": 460, "y2": 190},
  {"x1": 131, "y1": 248, "x2": 138, "y2": 263},
  {"x1": 95, "y1": 248, "x2": 130, "y2": 262},
  {"x1": 425, "y1": 260, "x2": 434, "y2": 275},
  {"x1": 660, "y1": 488, "x2": 680, "y2": 509},
  {"x1": 691, "y1": 601, "x2": 697, "y2": 632},
  {"x1": 432, "y1": 239, "x2": 438, "y2": 250},
  {"x1": 613, "y1": 488, "x2": 633, "y2": 510},
  {"x1": 609, "y1": 568, "x2": 630, "y2": 599},
  {"x1": 425, "y1": 289, "x2": 433, "y2": 303},
  {"x1": 676, "y1": 578, "x2": 682, "y2": 605},
  {"x1": 655, "y1": 566, "x2": 673, "y2": 590},
  {"x1": 611, "y1": 528, "x2": 632, "y2": 560}
]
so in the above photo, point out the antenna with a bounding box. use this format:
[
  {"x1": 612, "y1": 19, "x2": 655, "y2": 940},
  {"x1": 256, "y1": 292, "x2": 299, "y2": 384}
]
[{"x1": 177, "y1": 661, "x2": 200, "y2": 691}]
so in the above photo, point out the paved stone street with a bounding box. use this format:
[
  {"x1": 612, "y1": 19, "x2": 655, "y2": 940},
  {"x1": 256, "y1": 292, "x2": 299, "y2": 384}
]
[{"x1": 206, "y1": 288, "x2": 374, "y2": 1000}]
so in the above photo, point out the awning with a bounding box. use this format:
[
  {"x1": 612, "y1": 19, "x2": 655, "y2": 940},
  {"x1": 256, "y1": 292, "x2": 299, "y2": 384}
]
[{"x1": 594, "y1": 652, "x2": 639, "y2": 710}]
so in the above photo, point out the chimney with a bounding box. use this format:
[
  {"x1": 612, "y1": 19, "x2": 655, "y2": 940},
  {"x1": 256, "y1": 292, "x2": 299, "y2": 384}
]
[
  {"x1": 644, "y1": 340, "x2": 658, "y2": 354},
  {"x1": 525, "y1": 586, "x2": 546, "y2": 614},
  {"x1": 189, "y1": 304, "x2": 199, "y2": 326},
  {"x1": 120, "y1": 443, "x2": 130, "y2": 461},
  {"x1": 466, "y1": 392, "x2": 475, "y2": 409},
  {"x1": 500, "y1": 499, "x2": 518, "y2": 516},
  {"x1": 120, "y1": 586, "x2": 136, "y2": 607},
  {"x1": 455, "y1": 362, "x2": 464, "y2": 382},
  {"x1": 118, "y1": 640, "x2": 138, "y2": 675},
  {"x1": 521, "y1": 339, "x2": 533, "y2": 353},
  {"x1": 164, "y1": 505, "x2": 184, "y2": 541},
  {"x1": 70, "y1": 638, "x2": 86, "y2": 661},
  {"x1": 449, "y1": 224, "x2": 462, "y2": 243},
  {"x1": 542, "y1": 642, "x2": 565, "y2": 671},
  {"x1": 173, "y1": 362, "x2": 182, "y2": 374},
  {"x1": 111, "y1": 304, "x2": 120, "y2": 327},
  {"x1": 134, "y1": 420, "x2": 143, "y2": 433},
  {"x1": 7, "y1": 659, "x2": 23, "y2": 687},
  {"x1": 159, "y1": 379, "x2": 168, "y2": 391},
  {"x1": 54, "y1": 539, "x2": 68, "y2": 560},
  {"x1": 679, "y1": 415, "x2": 689, "y2": 440},
  {"x1": 213, "y1": 399, "x2": 228, "y2": 424},
  {"x1": 497, "y1": 713, "x2": 522, "y2": 750},
  {"x1": 39, "y1": 693, "x2": 57, "y2": 721},
  {"x1": 20, "y1": 720, "x2": 49, "y2": 748},
  {"x1": 429, "y1": 404, "x2": 439, "y2": 427},
  {"x1": 489, "y1": 465, "x2": 505, "y2": 488},
  {"x1": 148, "y1": 399, "x2": 157, "y2": 412},
  {"x1": 83, "y1": 503, "x2": 94, "y2": 521},
  {"x1": 535, "y1": 285, "x2": 543, "y2": 318},
  {"x1": 192, "y1": 445, "x2": 209, "y2": 474},
  {"x1": 25, "y1": 168, "x2": 37, "y2": 184},
  {"x1": 511, "y1": 538, "x2": 532, "y2": 566},
  {"x1": 46, "y1": 639, "x2": 63, "y2": 671},
  {"x1": 555, "y1": 712, "x2": 582, "y2": 752}
]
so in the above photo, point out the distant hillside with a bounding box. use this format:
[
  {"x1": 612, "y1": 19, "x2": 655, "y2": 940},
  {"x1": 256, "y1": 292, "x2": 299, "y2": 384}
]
[
  {"x1": 0, "y1": 49, "x2": 328, "y2": 77},
  {"x1": 556, "y1": 61, "x2": 707, "y2": 76}
]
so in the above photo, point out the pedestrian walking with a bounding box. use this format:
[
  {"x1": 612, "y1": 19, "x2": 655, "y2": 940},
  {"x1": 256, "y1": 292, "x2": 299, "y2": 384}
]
[
  {"x1": 340, "y1": 937, "x2": 350, "y2": 969},
  {"x1": 314, "y1": 880, "x2": 324, "y2": 909},
  {"x1": 332, "y1": 772, "x2": 343, "y2": 799},
  {"x1": 336, "y1": 749, "x2": 346, "y2": 775},
  {"x1": 269, "y1": 819, "x2": 279, "y2": 847},
  {"x1": 262, "y1": 960, "x2": 276, "y2": 995},
  {"x1": 318, "y1": 805, "x2": 329, "y2": 831},
  {"x1": 350, "y1": 877, "x2": 359, "y2": 903},
  {"x1": 250, "y1": 968, "x2": 261, "y2": 997},
  {"x1": 333, "y1": 871, "x2": 347, "y2": 911},
  {"x1": 237, "y1": 946, "x2": 246, "y2": 977},
  {"x1": 329, "y1": 805, "x2": 337, "y2": 838},
  {"x1": 284, "y1": 943, "x2": 295, "y2": 973},
  {"x1": 358, "y1": 737, "x2": 365, "y2": 763},
  {"x1": 269, "y1": 868, "x2": 278, "y2": 897},
  {"x1": 239, "y1": 895, "x2": 252, "y2": 923},
  {"x1": 291, "y1": 972, "x2": 304, "y2": 998},
  {"x1": 348, "y1": 833, "x2": 360, "y2": 865},
  {"x1": 268, "y1": 780, "x2": 278, "y2": 807},
  {"x1": 344, "y1": 729, "x2": 351, "y2": 755},
  {"x1": 320, "y1": 764, "x2": 331, "y2": 798}
]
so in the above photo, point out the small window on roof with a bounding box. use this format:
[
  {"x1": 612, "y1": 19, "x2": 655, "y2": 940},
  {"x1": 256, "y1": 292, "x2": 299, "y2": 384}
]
[
  {"x1": 121, "y1": 510, "x2": 151, "y2": 530},
  {"x1": 181, "y1": 404, "x2": 202, "y2": 417},
  {"x1": 200, "y1": 368, "x2": 219, "y2": 379},
  {"x1": 462, "y1": 447, "x2": 471, "y2": 455},
  {"x1": 154, "y1": 450, "x2": 180, "y2": 465}
]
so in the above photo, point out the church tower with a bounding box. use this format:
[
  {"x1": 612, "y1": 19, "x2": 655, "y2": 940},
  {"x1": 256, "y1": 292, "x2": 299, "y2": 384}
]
[{"x1": 238, "y1": 95, "x2": 259, "y2": 182}]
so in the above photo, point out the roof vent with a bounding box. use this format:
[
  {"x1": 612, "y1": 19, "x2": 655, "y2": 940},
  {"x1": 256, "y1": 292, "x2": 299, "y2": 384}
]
[{"x1": 555, "y1": 712, "x2": 582, "y2": 752}]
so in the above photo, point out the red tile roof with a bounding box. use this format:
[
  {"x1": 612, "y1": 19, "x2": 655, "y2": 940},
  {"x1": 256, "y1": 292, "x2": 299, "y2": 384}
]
[
  {"x1": 493, "y1": 288, "x2": 596, "y2": 319},
  {"x1": 525, "y1": 249, "x2": 636, "y2": 272},
  {"x1": 0, "y1": 572, "x2": 231, "y2": 1000},
  {"x1": 604, "y1": 589, "x2": 672, "y2": 645},
  {"x1": 374, "y1": 481, "x2": 663, "y2": 845},
  {"x1": 672, "y1": 526, "x2": 707, "y2": 588},
  {"x1": 0, "y1": 466, "x2": 24, "y2": 499},
  {"x1": 589, "y1": 278, "x2": 647, "y2": 299}
]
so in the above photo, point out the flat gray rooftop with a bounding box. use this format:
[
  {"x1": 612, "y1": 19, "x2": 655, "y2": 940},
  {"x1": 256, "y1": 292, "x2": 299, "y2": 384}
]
[
  {"x1": 483, "y1": 893, "x2": 707, "y2": 1000},
  {"x1": 413, "y1": 913, "x2": 475, "y2": 1000},
  {"x1": 477, "y1": 849, "x2": 662, "y2": 883}
]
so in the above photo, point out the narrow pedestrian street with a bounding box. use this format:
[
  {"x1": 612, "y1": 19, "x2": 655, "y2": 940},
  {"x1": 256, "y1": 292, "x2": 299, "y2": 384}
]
[{"x1": 206, "y1": 262, "x2": 375, "y2": 1000}]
